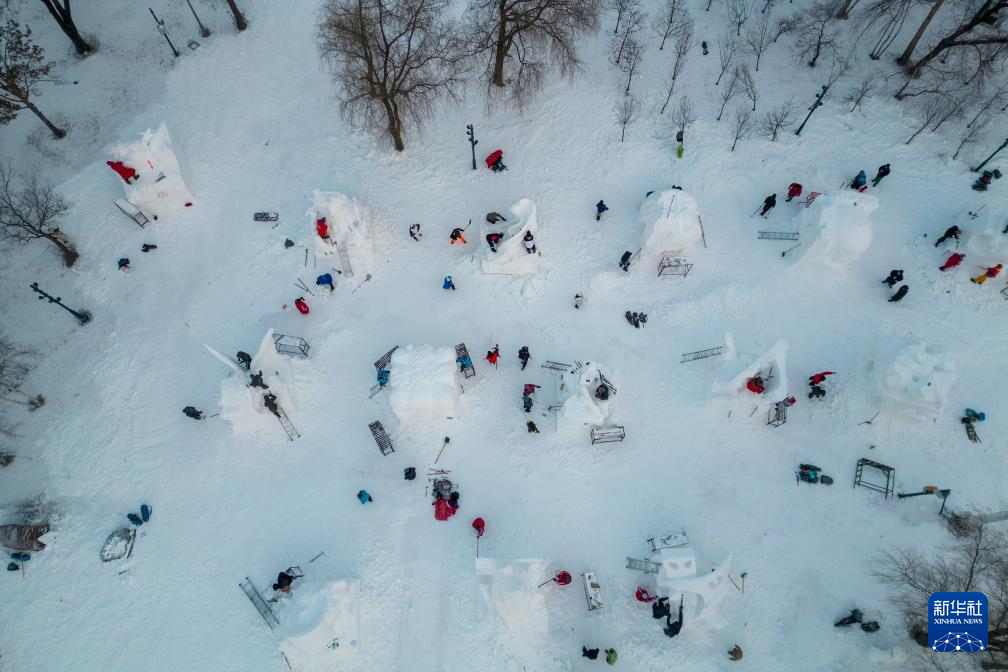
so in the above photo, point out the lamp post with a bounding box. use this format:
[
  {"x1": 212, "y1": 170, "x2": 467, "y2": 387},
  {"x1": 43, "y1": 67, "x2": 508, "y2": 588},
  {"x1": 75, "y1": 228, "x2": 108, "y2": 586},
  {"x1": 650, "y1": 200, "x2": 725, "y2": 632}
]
[
  {"x1": 185, "y1": 0, "x2": 211, "y2": 38},
  {"x1": 150, "y1": 8, "x2": 180, "y2": 57},
  {"x1": 29, "y1": 282, "x2": 91, "y2": 325},
  {"x1": 971, "y1": 137, "x2": 1008, "y2": 173},
  {"x1": 466, "y1": 124, "x2": 478, "y2": 170},
  {"x1": 794, "y1": 84, "x2": 829, "y2": 137}
]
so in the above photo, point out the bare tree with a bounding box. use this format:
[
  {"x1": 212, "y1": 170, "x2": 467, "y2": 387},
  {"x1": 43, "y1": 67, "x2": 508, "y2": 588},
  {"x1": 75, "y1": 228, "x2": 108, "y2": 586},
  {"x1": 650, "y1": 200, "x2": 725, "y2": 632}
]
[
  {"x1": 760, "y1": 99, "x2": 793, "y2": 139},
  {"x1": 896, "y1": 0, "x2": 946, "y2": 66},
  {"x1": 727, "y1": 0, "x2": 752, "y2": 36},
  {"x1": 857, "y1": 0, "x2": 912, "y2": 59},
  {"x1": 659, "y1": 15, "x2": 693, "y2": 113},
  {"x1": 902, "y1": 0, "x2": 1007, "y2": 77},
  {"x1": 610, "y1": 6, "x2": 646, "y2": 64},
  {"x1": 953, "y1": 115, "x2": 988, "y2": 159},
  {"x1": 967, "y1": 88, "x2": 1008, "y2": 128},
  {"x1": 874, "y1": 522, "x2": 1008, "y2": 665},
  {"x1": 905, "y1": 91, "x2": 962, "y2": 143},
  {"x1": 614, "y1": 94, "x2": 640, "y2": 140},
  {"x1": 730, "y1": 106, "x2": 752, "y2": 150},
  {"x1": 835, "y1": 0, "x2": 862, "y2": 18},
  {"x1": 620, "y1": 38, "x2": 645, "y2": 92},
  {"x1": 706, "y1": 0, "x2": 716, "y2": 10},
  {"x1": 792, "y1": 1, "x2": 841, "y2": 67},
  {"x1": 826, "y1": 54, "x2": 850, "y2": 86},
  {"x1": 605, "y1": 0, "x2": 638, "y2": 33},
  {"x1": 844, "y1": 71, "x2": 878, "y2": 112},
  {"x1": 651, "y1": 0, "x2": 682, "y2": 50},
  {"x1": 39, "y1": 0, "x2": 92, "y2": 56},
  {"x1": 466, "y1": 0, "x2": 600, "y2": 103},
  {"x1": 715, "y1": 31, "x2": 738, "y2": 84},
  {"x1": 717, "y1": 66, "x2": 742, "y2": 119},
  {"x1": 0, "y1": 336, "x2": 43, "y2": 421},
  {"x1": 738, "y1": 62, "x2": 758, "y2": 110},
  {"x1": 317, "y1": 0, "x2": 465, "y2": 152},
  {"x1": 226, "y1": 0, "x2": 248, "y2": 31},
  {"x1": 672, "y1": 94, "x2": 696, "y2": 139},
  {"x1": 0, "y1": 164, "x2": 76, "y2": 266},
  {"x1": 743, "y1": 11, "x2": 772, "y2": 70},
  {"x1": 761, "y1": 0, "x2": 775, "y2": 13},
  {"x1": 0, "y1": 20, "x2": 65, "y2": 138},
  {"x1": 772, "y1": 13, "x2": 799, "y2": 42}
]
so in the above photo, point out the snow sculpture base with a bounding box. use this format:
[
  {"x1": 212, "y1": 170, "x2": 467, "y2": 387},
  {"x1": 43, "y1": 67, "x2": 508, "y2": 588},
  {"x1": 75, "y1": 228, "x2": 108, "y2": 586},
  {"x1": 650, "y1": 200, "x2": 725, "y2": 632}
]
[
  {"x1": 481, "y1": 199, "x2": 540, "y2": 275},
  {"x1": 278, "y1": 580, "x2": 359, "y2": 667},
  {"x1": 476, "y1": 558, "x2": 549, "y2": 668},
  {"x1": 871, "y1": 339, "x2": 956, "y2": 417},
  {"x1": 559, "y1": 361, "x2": 612, "y2": 427},
  {"x1": 655, "y1": 552, "x2": 733, "y2": 629},
  {"x1": 639, "y1": 189, "x2": 703, "y2": 257},
  {"x1": 387, "y1": 346, "x2": 458, "y2": 425},
  {"x1": 110, "y1": 123, "x2": 193, "y2": 216},
  {"x1": 712, "y1": 340, "x2": 789, "y2": 414},
  {"x1": 790, "y1": 192, "x2": 878, "y2": 271},
  {"x1": 308, "y1": 191, "x2": 375, "y2": 278}
]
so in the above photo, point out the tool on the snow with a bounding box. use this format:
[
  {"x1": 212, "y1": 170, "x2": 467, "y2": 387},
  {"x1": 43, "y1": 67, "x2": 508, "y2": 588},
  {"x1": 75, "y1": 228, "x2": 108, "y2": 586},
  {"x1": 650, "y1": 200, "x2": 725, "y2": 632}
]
[
  {"x1": 796, "y1": 464, "x2": 833, "y2": 486},
  {"x1": 434, "y1": 436, "x2": 451, "y2": 464},
  {"x1": 854, "y1": 458, "x2": 895, "y2": 499},
  {"x1": 253, "y1": 212, "x2": 279, "y2": 222},
  {"x1": 897, "y1": 486, "x2": 952, "y2": 515}
]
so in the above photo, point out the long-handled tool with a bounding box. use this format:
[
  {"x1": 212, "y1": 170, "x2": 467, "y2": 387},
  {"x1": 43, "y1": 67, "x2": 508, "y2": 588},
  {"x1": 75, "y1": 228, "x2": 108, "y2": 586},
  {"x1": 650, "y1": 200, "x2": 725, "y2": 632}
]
[{"x1": 434, "y1": 436, "x2": 450, "y2": 464}]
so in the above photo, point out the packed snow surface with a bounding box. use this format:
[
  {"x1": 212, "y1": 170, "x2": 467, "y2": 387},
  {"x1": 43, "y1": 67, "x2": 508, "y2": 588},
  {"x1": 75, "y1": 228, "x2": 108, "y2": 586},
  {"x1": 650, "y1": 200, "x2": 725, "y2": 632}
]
[{"x1": 278, "y1": 579, "x2": 360, "y2": 669}]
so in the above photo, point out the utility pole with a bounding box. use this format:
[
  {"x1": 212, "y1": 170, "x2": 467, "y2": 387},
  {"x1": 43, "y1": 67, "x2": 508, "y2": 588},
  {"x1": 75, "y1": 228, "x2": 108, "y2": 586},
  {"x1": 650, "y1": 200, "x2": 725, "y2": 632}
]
[
  {"x1": 466, "y1": 124, "x2": 478, "y2": 170},
  {"x1": 971, "y1": 138, "x2": 1008, "y2": 173},
  {"x1": 185, "y1": 0, "x2": 211, "y2": 38},
  {"x1": 29, "y1": 282, "x2": 91, "y2": 324},
  {"x1": 150, "y1": 8, "x2": 180, "y2": 58},
  {"x1": 794, "y1": 84, "x2": 828, "y2": 137}
]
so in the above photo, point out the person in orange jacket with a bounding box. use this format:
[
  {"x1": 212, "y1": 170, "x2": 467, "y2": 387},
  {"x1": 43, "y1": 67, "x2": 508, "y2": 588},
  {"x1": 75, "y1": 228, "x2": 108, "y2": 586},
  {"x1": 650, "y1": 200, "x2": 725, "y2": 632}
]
[
  {"x1": 450, "y1": 227, "x2": 467, "y2": 245},
  {"x1": 972, "y1": 263, "x2": 1003, "y2": 284},
  {"x1": 940, "y1": 252, "x2": 965, "y2": 271}
]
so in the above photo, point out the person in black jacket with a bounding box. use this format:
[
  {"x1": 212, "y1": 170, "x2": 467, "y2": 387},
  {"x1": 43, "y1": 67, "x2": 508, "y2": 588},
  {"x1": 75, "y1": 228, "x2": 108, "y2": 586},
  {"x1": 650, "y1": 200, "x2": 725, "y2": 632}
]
[
  {"x1": 889, "y1": 285, "x2": 909, "y2": 302},
  {"x1": 582, "y1": 647, "x2": 600, "y2": 660},
  {"x1": 759, "y1": 193, "x2": 776, "y2": 217},
  {"x1": 663, "y1": 597, "x2": 684, "y2": 638},
  {"x1": 182, "y1": 406, "x2": 204, "y2": 420},
  {"x1": 236, "y1": 351, "x2": 252, "y2": 369},
  {"x1": 652, "y1": 597, "x2": 671, "y2": 619},
  {"x1": 882, "y1": 269, "x2": 903, "y2": 287}
]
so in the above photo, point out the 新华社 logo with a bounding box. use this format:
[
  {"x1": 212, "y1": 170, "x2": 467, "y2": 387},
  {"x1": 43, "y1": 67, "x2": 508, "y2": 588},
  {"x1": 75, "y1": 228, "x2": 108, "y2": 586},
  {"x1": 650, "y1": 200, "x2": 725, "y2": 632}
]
[{"x1": 929, "y1": 592, "x2": 988, "y2": 652}]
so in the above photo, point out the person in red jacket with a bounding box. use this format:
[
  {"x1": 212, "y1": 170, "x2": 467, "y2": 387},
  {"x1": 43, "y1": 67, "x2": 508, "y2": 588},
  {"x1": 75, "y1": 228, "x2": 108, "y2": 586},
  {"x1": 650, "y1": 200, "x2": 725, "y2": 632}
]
[
  {"x1": 972, "y1": 263, "x2": 1003, "y2": 284},
  {"x1": 786, "y1": 183, "x2": 802, "y2": 202},
  {"x1": 746, "y1": 376, "x2": 765, "y2": 394},
  {"x1": 294, "y1": 297, "x2": 309, "y2": 315},
  {"x1": 809, "y1": 371, "x2": 834, "y2": 385},
  {"x1": 486, "y1": 345, "x2": 499, "y2": 366},
  {"x1": 316, "y1": 217, "x2": 329, "y2": 239},
  {"x1": 940, "y1": 252, "x2": 965, "y2": 271},
  {"x1": 106, "y1": 160, "x2": 139, "y2": 184}
]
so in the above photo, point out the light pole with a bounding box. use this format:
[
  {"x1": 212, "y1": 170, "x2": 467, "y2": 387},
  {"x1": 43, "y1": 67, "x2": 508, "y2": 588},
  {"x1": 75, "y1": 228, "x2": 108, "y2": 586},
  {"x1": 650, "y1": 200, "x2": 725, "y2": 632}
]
[
  {"x1": 185, "y1": 0, "x2": 211, "y2": 38},
  {"x1": 30, "y1": 282, "x2": 91, "y2": 325},
  {"x1": 795, "y1": 84, "x2": 829, "y2": 137},
  {"x1": 971, "y1": 137, "x2": 1008, "y2": 173},
  {"x1": 150, "y1": 8, "x2": 180, "y2": 58},
  {"x1": 466, "y1": 124, "x2": 478, "y2": 170}
]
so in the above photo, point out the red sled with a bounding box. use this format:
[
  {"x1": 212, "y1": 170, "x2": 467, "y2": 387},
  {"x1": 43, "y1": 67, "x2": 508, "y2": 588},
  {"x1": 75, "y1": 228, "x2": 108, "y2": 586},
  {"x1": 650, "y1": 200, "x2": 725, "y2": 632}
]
[
  {"x1": 485, "y1": 149, "x2": 503, "y2": 168},
  {"x1": 294, "y1": 298, "x2": 310, "y2": 315}
]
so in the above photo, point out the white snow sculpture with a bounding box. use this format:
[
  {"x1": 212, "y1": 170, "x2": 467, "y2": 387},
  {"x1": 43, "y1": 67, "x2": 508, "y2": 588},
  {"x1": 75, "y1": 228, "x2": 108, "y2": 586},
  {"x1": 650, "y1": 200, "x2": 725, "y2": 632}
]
[
  {"x1": 790, "y1": 191, "x2": 879, "y2": 271},
  {"x1": 210, "y1": 329, "x2": 305, "y2": 436},
  {"x1": 655, "y1": 551, "x2": 734, "y2": 629},
  {"x1": 475, "y1": 558, "x2": 549, "y2": 667},
  {"x1": 873, "y1": 340, "x2": 957, "y2": 415},
  {"x1": 559, "y1": 361, "x2": 613, "y2": 427},
  {"x1": 480, "y1": 198, "x2": 540, "y2": 275},
  {"x1": 712, "y1": 340, "x2": 789, "y2": 412},
  {"x1": 965, "y1": 209, "x2": 1008, "y2": 264},
  {"x1": 308, "y1": 191, "x2": 375, "y2": 278},
  {"x1": 639, "y1": 189, "x2": 704, "y2": 257},
  {"x1": 278, "y1": 580, "x2": 360, "y2": 668},
  {"x1": 109, "y1": 123, "x2": 193, "y2": 217},
  {"x1": 387, "y1": 345, "x2": 458, "y2": 425}
]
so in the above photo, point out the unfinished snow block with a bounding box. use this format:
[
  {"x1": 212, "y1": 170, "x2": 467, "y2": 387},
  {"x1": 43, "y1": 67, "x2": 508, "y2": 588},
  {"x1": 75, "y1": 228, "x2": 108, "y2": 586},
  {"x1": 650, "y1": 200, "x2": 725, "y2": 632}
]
[
  {"x1": 590, "y1": 425, "x2": 625, "y2": 445},
  {"x1": 854, "y1": 458, "x2": 894, "y2": 500},
  {"x1": 110, "y1": 123, "x2": 194, "y2": 217},
  {"x1": 582, "y1": 572, "x2": 603, "y2": 611},
  {"x1": 639, "y1": 189, "x2": 704, "y2": 258},
  {"x1": 273, "y1": 333, "x2": 311, "y2": 358},
  {"x1": 387, "y1": 346, "x2": 459, "y2": 424},
  {"x1": 369, "y1": 421, "x2": 394, "y2": 456}
]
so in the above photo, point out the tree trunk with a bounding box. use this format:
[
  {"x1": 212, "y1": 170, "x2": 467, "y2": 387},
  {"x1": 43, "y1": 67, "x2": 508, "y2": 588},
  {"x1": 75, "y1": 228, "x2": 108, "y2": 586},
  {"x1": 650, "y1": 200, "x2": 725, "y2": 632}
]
[
  {"x1": 39, "y1": 231, "x2": 78, "y2": 266},
  {"x1": 660, "y1": 83, "x2": 674, "y2": 113},
  {"x1": 23, "y1": 99, "x2": 66, "y2": 139},
  {"x1": 897, "y1": 0, "x2": 945, "y2": 66},
  {"x1": 491, "y1": 1, "x2": 508, "y2": 86},
  {"x1": 621, "y1": 124, "x2": 626, "y2": 141},
  {"x1": 226, "y1": 0, "x2": 248, "y2": 31},
  {"x1": 40, "y1": 1, "x2": 93, "y2": 56},
  {"x1": 835, "y1": 0, "x2": 860, "y2": 19},
  {"x1": 383, "y1": 98, "x2": 405, "y2": 152}
]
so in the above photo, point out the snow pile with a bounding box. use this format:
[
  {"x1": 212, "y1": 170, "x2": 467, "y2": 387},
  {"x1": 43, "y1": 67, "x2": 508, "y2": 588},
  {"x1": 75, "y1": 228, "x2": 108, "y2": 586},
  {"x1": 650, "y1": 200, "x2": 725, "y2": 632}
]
[
  {"x1": 655, "y1": 550, "x2": 734, "y2": 629},
  {"x1": 475, "y1": 558, "x2": 549, "y2": 667},
  {"x1": 210, "y1": 329, "x2": 305, "y2": 436},
  {"x1": 480, "y1": 198, "x2": 540, "y2": 275},
  {"x1": 791, "y1": 191, "x2": 879, "y2": 271},
  {"x1": 387, "y1": 345, "x2": 458, "y2": 425},
  {"x1": 638, "y1": 189, "x2": 704, "y2": 257},
  {"x1": 559, "y1": 361, "x2": 612, "y2": 427},
  {"x1": 110, "y1": 123, "x2": 193, "y2": 217},
  {"x1": 712, "y1": 340, "x2": 789, "y2": 412},
  {"x1": 965, "y1": 209, "x2": 1008, "y2": 264},
  {"x1": 873, "y1": 340, "x2": 957, "y2": 415},
  {"x1": 278, "y1": 580, "x2": 359, "y2": 668},
  {"x1": 308, "y1": 191, "x2": 375, "y2": 277}
]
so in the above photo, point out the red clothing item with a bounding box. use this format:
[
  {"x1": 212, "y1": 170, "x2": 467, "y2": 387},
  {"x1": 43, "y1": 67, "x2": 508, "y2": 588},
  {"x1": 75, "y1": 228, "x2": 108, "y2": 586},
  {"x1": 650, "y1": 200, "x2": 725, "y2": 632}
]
[
  {"x1": 485, "y1": 149, "x2": 503, "y2": 169},
  {"x1": 486, "y1": 352, "x2": 499, "y2": 364},
  {"x1": 316, "y1": 218, "x2": 329, "y2": 239},
  {"x1": 986, "y1": 265, "x2": 1003, "y2": 278},
  {"x1": 809, "y1": 371, "x2": 835, "y2": 385},
  {"x1": 746, "y1": 378, "x2": 764, "y2": 394},
  {"x1": 294, "y1": 298, "x2": 309, "y2": 315},
  {"x1": 787, "y1": 183, "x2": 802, "y2": 198},
  {"x1": 941, "y1": 253, "x2": 964, "y2": 270},
  {"x1": 635, "y1": 587, "x2": 656, "y2": 602},
  {"x1": 433, "y1": 499, "x2": 457, "y2": 521},
  {"x1": 555, "y1": 571, "x2": 572, "y2": 586},
  {"x1": 106, "y1": 161, "x2": 137, "y2": 182},
  {"x1": 471, "y1": 517, "x2": 485, "y2": 537},
  {"x1": 523, "y1": 384, "x2": 537, "y2": 395}
]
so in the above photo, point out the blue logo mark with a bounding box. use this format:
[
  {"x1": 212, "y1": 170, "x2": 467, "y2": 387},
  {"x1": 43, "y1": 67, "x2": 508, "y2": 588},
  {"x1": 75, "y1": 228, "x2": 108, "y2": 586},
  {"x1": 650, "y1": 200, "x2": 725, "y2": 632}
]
[{"x1": 929, "y1": 592, "x2": 987, "y2": 652}]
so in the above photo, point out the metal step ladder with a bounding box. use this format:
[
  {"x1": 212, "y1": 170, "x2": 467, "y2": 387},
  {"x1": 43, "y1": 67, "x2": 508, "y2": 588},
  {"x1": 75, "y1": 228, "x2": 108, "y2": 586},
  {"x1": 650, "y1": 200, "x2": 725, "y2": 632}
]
[
  {"x1": 541, "y1": 360, "x2": 574, "y2": 374},
  {"x1": 680, "y1": 346, "x2": 725, "y2": 363},
  {"x1": 336, "y1": 242, "x2": 354, "y2": 277},
  {"x1": 276, "y1": 406, "x2": 300, "y2": 441},
  {"x1": 626, "y1": 557, "x2": 661, "y2": 573},
  {"x1": 369, "y1": 420, "x2": 394, "y2": 456},
  {"x1": 238, "y1": 577, "x2": 280, "y2": 630},
  {"x1": 374, "y1": 345, "x2": 399, "y2": 370},
  {"x1": 757, "y1": 231, "x2": 799, "y2": 241}
]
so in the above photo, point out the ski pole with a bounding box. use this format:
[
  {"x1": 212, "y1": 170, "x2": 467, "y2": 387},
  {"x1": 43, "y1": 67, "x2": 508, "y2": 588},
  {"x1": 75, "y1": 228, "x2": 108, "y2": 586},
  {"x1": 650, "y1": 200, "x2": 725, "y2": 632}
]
[
  {"x1": 729, "y1": 574, "x2": 742, "y2": 592},
  {"x1": 434, "y1": 437, "x2": 450, "y2": 464},
  {"x1": 537, "y1": 576, "x2": 558, "y2": 588},
  {"x1": 741, "y1": 572, "x2": 747, "y2": 593},
  {"x1": 462, "y1": 219, "x2": 472, "y2": 231}
]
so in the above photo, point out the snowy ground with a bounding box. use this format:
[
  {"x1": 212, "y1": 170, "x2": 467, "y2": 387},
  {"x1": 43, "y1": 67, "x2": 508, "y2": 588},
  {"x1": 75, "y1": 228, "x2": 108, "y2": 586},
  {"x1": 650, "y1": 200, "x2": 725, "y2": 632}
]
[{"x1": 1, "y1": 1, "x2": 1007, "y2": 671}]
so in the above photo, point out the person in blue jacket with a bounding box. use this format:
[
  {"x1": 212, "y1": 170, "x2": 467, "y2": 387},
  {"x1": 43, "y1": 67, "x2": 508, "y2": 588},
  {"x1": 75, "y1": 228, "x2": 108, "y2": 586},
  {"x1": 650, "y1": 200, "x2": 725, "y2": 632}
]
[
  {"x1": 596, "y1": 200, "x2": 609, "y2": 221},
  {"x1": 443, "y1": 275, "x2": 456, "y2": 291},
  {"x1": 850, "y1": 170, "x2": 867, "y2": 190},
  {"x1": 316, "y1": 273, "x2": 335, "y2": 291},
  {"x1": 357, "y1": 490, "x2": 373, "y2": 505}
]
